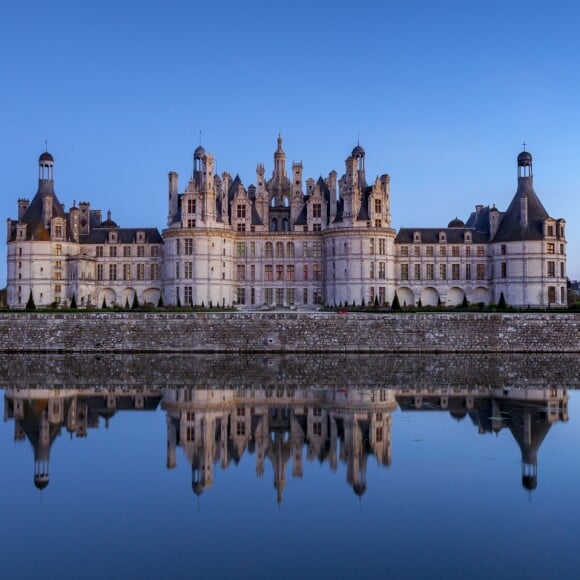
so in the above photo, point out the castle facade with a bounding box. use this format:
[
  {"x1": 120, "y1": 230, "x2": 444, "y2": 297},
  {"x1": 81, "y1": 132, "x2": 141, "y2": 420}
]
[{"x1": 6, "y1": 138, "x2": 568, "y2": 308}]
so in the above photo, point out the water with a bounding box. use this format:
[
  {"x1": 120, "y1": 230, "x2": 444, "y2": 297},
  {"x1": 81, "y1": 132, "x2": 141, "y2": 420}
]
[{"x1": 1, "y1": 354, "x2": 579, "y2": 579}]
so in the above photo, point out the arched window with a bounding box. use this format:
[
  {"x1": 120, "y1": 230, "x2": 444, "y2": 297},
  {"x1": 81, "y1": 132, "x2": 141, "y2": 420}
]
[
  {"x1": 287, "y1": 242, "x2": 295, "y2": 257},
  {"x1": 276, "y1": 242, "x2": 284, "y2": 258},
  {"x1": 271, "y1": 218, "x2": 278, "y2": 231},
  {"x1": 282, "y1": 217, "x2": 289, "y2": 231}
]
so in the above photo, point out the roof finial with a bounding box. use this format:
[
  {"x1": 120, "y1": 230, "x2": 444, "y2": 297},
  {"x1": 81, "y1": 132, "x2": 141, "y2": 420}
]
[
  {"x1": 357, "y1": 132, "x2": 360, "y2": 146},
  {"x1": 522, "y1": 141, "x2": 527, "y2": 151},
  {"x1": 44, "y1": 140, "x2": 48, "y2": 152},
  {"x1": 199, "y1": 130, "x2": 202, "y2": 146}
]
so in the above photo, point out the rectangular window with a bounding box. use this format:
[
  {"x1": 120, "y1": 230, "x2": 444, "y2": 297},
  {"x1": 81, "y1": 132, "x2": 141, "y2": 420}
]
[
  {"x1": 265, "y1": 243, "x2": 273, "y2": 258},
  {"x1": 312, "y1": 223, "x2": 321, "y2": 232},
  {"x1": 547, "y1": 261, "x2": 555, "y2": 277},
  {"x1": 109, "y1": 246, "x2": 117, "y2": 258},
  {"x1": 303, "y1": 265, "x2": 308, "y2": 280},
  {"x1": 188, "y1": 219, "x2": 195, "y2": 228},
  {"x1": 370, "y1": 287, "x2": 375, "y2": 302},
  {"x1": 236, "y1": 287, "x2": 246, "y2": 305},
  {"x1": 276, "y1": 288, "x2": 284, "y2": 306},
  {"x1": 97, "y1": 264, "x2": 104, "y2": 280},
  {"x1": 414, "y1": 263, "x2": 421, "y2": 280},
  {"x1": 185, "y1": 262, "x2": 193, "y2": 279},
  {"x1": 476, "y1": 263, "x2": 485, "y2": 280},
  {"x1": 303, "y1": 242, "x2": 308, "y2": 257},
  {"x1": 54, "y1": 225, "x2": 63, "y2": 238},
  {"x1": 465, "y1": 246, "x2": 471, "y2": 257},
  {"x1": 379, "y1": 287, "x2": 386, "y2": 304},
  {"x1": 123, "y1": 264, "x2": 131, "y2": 280},
  {"x1": 303, "y1": 288, "x2": 308, "y2": 304},
  {"x1": 313, "y1": 264, "x2": 322, "y2": 281},
  {"x1": 439, "y1": 264, "x2": 446, "y2": 280},
  {"x1": 237, "y1": 204, "x2": 246, "y2": 219},
  {"x1": 439, "y1": 246, "x2": 446, "y2": 257},
  {"x1": 265, "y1": 265, "x2": 273, "y2": 281},
  {"x1": 400, "y1": 246, "x2": 409, "y2": 257},
  {"x1": 374, "y1": 199, "x2": 382, "y2": 214},
  {"x1": 184, "y1": 287, "x2": 193, "y2": 306},
  {"x1": 251, "y1": 287, "x2": 256, "y2": 305},
  {"x1": 250, "y1": 242, "x2": 256, "y2": 257},
  {"x1": 236, "y1": 242, "x2": 246, "y2": 258},
  {"x1": 313, "y1": 242, "x2": 322, "y2": 257},
  {"x1": 313, "y1": 290, "x2": 322, "y2": 305},
  {"x1": 275, "y1": 242, "x2": 284, "y2": 258},
  {"x1": 547, "y1": 242, "x2": 555, "y2": 254},
  {"x1": 401, "y1": 264, "x2": 409, "y2": 280},
  {"x1": 184, "y1": 239, "x2": 193, "y2": 255},
  {"x1": 176, "y1": 240, "x2": 181, "y2": 255},
  {"x1": 265, "y1": 288, "x2": 273, "y2": 305},
  {"x1": 237, "y1": 223, "x2": 246, "y2": 232},
  {"x1": 175, "y1": 263, "x2": 180, "y2": 279},
  {"x1": 96, "y1": 246, "x2": 103, "y2": 257},
  {"x1": 137, "y1": 263, "x2": 145, "y2": 281},
  {"x1": 414, "y1": 246, "x2": 420, "y2": 257},
  {"x1": 548, "y1": 286, "x2": 556, "y2": 303},
  {"x1": 312, "y1": 203, "x2": 322, "y2": 218},
  {"x1": 452, "y1": 246, "x2": 460, "y2": 257},
  {"x1": 275, "y1": 265, "x2": 284, "y2": 281},
  {"x1": 151, "y1": 264, "x2": 160, "y2": 280},
  {"x1": 187, "y1": 199, "x2": 196, "y2": 214},
  {"x1": 465, "y1": 263, "x2": 472, "y2": 280},
  {"x1": 287, "y1": 242, "x2": 294, "y2": 257},
  {"x1": 370, "y1": 262, "x2": 375, "y2": 279},
  {"x1": 476, "y1": 245, "x2": 485, "y2": 257},
  {"x1": 151, "y1": 245, "x2": 160, "y2": 257},
  {"x1": 426, "y1": 246, "x2": 434, "y2": 257},
  {"x1": 136, "y1": 246, "x2": 144, "y2": 257},
  {"x1": 250, "y1": 265, "x2": 256, "y2": 281},
  {"x1": 560, "y1": 262, "x2": 565, "y2": 277},
  {"x1": 286, "y1": 288, "x2": 295, "y2": 305},
  {"x1": 379, "y1": 239, "x2": 386, "y2": 255},
  {"x1": 370, "y1": 239, "x2": 375, "y2": 254},
  {"x1": 426, "y1": 264, "x2": 434, "y2": 280},
  {"x1": 378, "y1": 262, "x2": 385, "y2": 280},
  {"x1": 501, "y1": 244, "x2": 506, "y2": 255},
  {"x1": 452, "y1": 263, "x2": 460, "y2": 280},
  {"x1": 109, "y1": 264, "x2": 117, "y2": 281},
  {"x1": 547, "y1": 225, "x2": 554, "y2": 237},
  {"x1": 286, "y1": 265, "x2": 295, "y2": 281},
  {"x1": 123, "y1": 246, "x2": 131, "y2": 257}
]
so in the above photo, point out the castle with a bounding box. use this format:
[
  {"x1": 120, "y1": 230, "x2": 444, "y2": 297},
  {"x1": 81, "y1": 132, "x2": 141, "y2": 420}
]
[{"x1": 6, "y1": 138, "x2": 568, "y2": 308}]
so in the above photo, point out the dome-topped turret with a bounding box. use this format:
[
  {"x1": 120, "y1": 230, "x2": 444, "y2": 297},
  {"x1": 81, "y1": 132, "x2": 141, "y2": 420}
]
[
  {"x1": 39, "y1": 151, "x2": 54, "y2": 163},
  {"x1": 351, "y1": 144, "x2": 365, "y2": 158},
  {"x1": 447, "y1": 217, "x2": 465, "y2": 228},
  {"x1": 517, "y1": 150, "x2": 532, "y2": 166},
  {"x1": 194, "y1": 145, "x2": 206, "y2": 159},
  {"x1": 101, "y1": 210, "x2": 118, "y2": 229}
]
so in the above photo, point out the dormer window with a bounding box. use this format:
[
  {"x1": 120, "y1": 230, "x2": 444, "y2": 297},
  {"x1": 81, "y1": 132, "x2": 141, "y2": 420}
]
[
  {"x1": 413, "y1": 232, "x2": 421, "y2": 243},
  {"x1": 108, "y1": 231, "x2": 117, "y2": 244},
  {"x1": 439, "y1": 232, "x2": 446, "y2": 243},
  {"x1": 136, "y1": 231, "x2": 145, "y2": 244},
  {"x1": 237, "y1": 204, "x2": 246, "y2": 219},
  {"x1": 464, "y1": 232, "x2": 472, "y2": 243}
]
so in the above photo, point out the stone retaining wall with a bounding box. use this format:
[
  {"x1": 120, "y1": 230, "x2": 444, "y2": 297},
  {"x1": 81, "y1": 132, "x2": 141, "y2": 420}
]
[{"x1": 0, "y1": 312, "x2": 577, "y2": 353}]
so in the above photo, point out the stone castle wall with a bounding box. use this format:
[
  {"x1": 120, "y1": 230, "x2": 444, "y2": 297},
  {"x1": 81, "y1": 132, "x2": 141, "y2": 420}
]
[{"x1": 0, "y1": 312, "x2": 577, "y2": 353}]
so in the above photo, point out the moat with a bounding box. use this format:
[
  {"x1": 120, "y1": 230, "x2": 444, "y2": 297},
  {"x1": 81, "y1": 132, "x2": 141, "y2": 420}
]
[{"x1": 1, "y1": 353, "x2": 579, "y2": 579}]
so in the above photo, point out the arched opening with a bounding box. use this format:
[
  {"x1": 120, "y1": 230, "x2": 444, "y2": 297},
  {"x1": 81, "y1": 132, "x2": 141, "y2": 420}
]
[
  {"x1": 143, "y1": 288, "x2": 162, "y2": 306},
  {"x1": 472, "y1": 287, "x2": 490, "y2": 305},
  {"x1": 447, "y1": 286, "x2": 465, "y2": 306},
  {"x1": 420, "y1": 287, "x2": 439, "y2": 307},
  {"x1": 99, "y1": 288, "x2": 117, "y2": 308},
  {"x1": 396, "y1": 287, "x2": 415, "y2": 308}
]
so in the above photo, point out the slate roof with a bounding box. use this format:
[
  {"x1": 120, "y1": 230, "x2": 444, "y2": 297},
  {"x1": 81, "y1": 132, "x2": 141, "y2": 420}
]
[
  {"x1": 395, "y1": 227, "x2": 488, "y2": 244},
  {"x1": 80, "y1": 228, "x2": 163, "y2": 244},
  {"x1": 492, "y1": 177, "x2": 549, "y2": 242}
]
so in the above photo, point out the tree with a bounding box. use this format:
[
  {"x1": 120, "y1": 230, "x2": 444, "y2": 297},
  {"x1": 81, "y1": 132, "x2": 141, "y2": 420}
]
[
  {"x1": 70, "y1": 293, "x2": 77, "y2": 309},
  {"x1": 125, "y1": 297, "x2": 130, "y2": 309},
  {"x1": 176, "y1": 293, "x2": 181, "y2": 308},
  {"x1": 374, "y1": 296, "x2": 379, "y2": 307},
  {"x1": 498, "y1": 292, "x2": 507, "y2": 309},
  {"x1": 132, "y1": 293, "x2": 139, "y2": 310},
  {"x1": 461, "y1": 295, "x2": 469, "y2": 308},
  {"x1": 417, "y1": 298, "x2": 422, "y2": 308},
  {"x1": 102, "y1": 296, "x2": 108, "y2": 309},
  {"x1": 392, "y1": 292, "x2": 401, "y2": 311},
  {"x1": 157, "y1": 294, "x2": 164, "y2": 308},
  {"x1": 26, "y1": 290, "x2": 36, "y2": 310}
]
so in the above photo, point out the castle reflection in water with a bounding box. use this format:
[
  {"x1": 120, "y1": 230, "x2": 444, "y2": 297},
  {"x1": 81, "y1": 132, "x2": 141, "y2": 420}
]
[{"x1": 3, "y1": 380, "x2": 568, "y2": 501}]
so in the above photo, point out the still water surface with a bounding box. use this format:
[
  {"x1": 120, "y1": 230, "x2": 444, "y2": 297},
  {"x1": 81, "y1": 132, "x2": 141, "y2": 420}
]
[{"x1": 1, "y1": 354, "x2": 579, "y2": 579}]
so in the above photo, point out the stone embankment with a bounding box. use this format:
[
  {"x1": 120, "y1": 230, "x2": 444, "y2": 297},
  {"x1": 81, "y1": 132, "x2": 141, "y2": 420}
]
[{"x1": 0, "y1": 312, "x2": 577, "y2": 353}]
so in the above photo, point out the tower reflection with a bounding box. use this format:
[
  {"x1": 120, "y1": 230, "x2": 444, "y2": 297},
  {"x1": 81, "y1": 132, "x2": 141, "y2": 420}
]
[{"x1": 4, "y1": 382, "x2": 567, "y2": 500}]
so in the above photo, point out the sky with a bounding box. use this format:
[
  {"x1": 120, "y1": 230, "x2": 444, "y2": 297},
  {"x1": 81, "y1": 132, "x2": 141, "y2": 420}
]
[{"x1": 1, "y1": 0, "x2": 579, "y2": 282}]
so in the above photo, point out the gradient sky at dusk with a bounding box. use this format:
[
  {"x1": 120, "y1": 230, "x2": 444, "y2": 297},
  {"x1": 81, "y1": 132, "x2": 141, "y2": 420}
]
[{"x1": 1, "y1": 0, "x2": 579, "y2": 282}]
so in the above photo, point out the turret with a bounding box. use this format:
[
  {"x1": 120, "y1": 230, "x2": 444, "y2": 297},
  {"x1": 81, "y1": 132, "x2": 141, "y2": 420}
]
[{"x1": 168, "y1": 171, "x2": 179, "y2": 225}]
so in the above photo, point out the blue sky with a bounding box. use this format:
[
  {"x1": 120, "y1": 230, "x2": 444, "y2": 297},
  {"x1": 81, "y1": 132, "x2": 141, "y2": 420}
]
[{"x1": 1, "y1": 0, "x2": 579, "y2": 281}]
